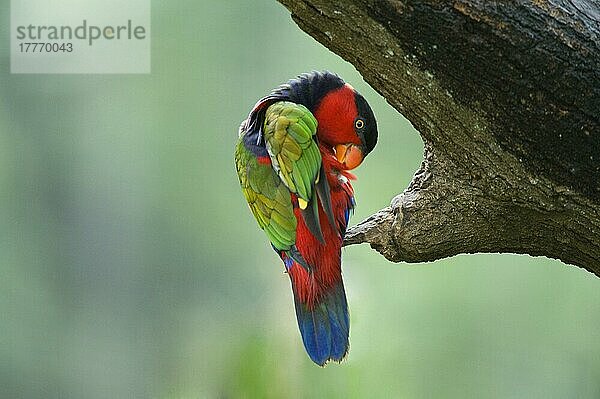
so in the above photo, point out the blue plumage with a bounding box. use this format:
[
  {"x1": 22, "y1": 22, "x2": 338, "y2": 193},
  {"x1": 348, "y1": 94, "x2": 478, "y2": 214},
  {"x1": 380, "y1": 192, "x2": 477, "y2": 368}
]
[{"x1": 293, "y1": 281, "x2": 349, "y2": 366}]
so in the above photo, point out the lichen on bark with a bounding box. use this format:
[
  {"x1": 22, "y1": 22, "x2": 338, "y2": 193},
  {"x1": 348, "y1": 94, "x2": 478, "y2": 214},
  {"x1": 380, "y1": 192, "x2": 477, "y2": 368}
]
[{"x1": 277, "y1": 0, "x2": 600, "y2": 276}]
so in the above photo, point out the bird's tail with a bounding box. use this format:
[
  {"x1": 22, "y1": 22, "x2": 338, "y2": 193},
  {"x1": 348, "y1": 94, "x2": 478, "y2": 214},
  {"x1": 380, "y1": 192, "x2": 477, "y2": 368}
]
[{"x1": 292, "y1": 279, "x2": 349, "y2": 366}]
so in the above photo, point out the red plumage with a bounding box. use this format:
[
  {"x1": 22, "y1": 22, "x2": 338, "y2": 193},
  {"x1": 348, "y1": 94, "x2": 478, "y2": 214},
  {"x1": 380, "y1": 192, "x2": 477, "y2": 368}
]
[
  {"x1": 313, "y1": 85, "x2": 362, "y2": 147},
  {"x1": 282, "y1": 80, "x2": 375, "y2": 365},
  {"x1": 289, "y1": 149, "x2": 355, "y2": 308}
]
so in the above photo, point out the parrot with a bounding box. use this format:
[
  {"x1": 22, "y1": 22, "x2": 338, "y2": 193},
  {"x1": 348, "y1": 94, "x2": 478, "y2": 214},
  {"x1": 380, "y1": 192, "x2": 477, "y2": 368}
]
[{"x1": 234, "y1": 71, "x2": 378, "y2": 366}]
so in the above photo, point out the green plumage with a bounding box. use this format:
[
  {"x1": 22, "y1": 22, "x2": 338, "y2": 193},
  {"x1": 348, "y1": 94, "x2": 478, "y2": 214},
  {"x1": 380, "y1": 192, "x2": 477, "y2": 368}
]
[
  {"x1": 263, "y1": 102, "x2": 320, "y2": 204},
  {"x1": 235, "y1": 101, "x2": 321, "y2": 251}
]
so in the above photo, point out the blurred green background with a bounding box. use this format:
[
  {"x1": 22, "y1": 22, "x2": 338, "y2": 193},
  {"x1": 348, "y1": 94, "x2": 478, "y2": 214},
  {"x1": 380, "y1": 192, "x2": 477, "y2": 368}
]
[{"x1": 2, "y1": 1, "x2": 599, "y2": 398}]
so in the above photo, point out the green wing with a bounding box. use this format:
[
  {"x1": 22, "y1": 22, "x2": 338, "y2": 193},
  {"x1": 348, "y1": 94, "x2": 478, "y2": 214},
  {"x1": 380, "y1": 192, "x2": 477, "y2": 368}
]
[
  {"x1": 263, "y1": 101, "x2": 321, "y2": 208},
  {"x1": 235, "y1": 138, "x2": 297, "y2": 251},
  {"x1": 235, "y1": 101, "x2": 326, "y2": 253}
]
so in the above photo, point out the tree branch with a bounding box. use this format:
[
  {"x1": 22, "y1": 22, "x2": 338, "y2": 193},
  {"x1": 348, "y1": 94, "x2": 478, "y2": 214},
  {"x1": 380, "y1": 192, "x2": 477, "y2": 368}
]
[{"x1": 277, "y1": 0, "x2": 600, "y2": 275}]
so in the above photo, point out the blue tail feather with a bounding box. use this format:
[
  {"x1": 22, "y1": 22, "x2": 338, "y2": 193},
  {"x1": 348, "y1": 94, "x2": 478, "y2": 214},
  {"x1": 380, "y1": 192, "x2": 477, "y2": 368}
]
[{"x1": 293, "y1": 280, "x2": 349, "y2": 366}]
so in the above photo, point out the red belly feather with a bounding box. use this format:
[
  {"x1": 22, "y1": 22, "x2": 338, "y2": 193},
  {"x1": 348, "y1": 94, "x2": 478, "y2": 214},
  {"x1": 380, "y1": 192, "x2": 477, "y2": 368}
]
[{"x1": 288, "y1": 153, "x2": 354, "y2": 308}]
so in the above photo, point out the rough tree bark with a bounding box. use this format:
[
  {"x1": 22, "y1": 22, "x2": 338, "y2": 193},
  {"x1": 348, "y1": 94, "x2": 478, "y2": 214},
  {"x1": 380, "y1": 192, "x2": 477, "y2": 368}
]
[{"x1": 276, "y1": 0, "x2": 600, "y2": 276}]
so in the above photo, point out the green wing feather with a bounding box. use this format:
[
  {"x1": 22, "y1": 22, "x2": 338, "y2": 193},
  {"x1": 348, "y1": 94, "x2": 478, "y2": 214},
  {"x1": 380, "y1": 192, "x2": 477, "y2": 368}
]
[
  {"x1": 235, "y1": 139, "x2": 297, "y2": 251},
  {"x1": 263, "y1": 102, "x2": 321, "y2": 206},
  {"x1": 235, "y1": 101, "x2": 322, "y2": 252}
]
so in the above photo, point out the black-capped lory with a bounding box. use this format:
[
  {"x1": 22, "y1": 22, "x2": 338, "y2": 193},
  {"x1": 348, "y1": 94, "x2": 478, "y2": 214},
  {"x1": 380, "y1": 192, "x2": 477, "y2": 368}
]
[{"x1": 234, "y1": 71, "x2": 378, "y2": 366}]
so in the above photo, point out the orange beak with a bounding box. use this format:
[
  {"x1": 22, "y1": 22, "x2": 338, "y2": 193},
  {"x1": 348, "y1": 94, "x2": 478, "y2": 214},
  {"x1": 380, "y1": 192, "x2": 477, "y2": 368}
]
[{"x1": 334, "y1": 144, "x2": 364, "y2": 170}]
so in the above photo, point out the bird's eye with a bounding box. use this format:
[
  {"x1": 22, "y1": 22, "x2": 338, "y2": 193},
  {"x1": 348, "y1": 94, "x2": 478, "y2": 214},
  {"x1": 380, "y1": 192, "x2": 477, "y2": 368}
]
[{"x1": 355, "y1": 118, "x2": 365, "y2": 130}]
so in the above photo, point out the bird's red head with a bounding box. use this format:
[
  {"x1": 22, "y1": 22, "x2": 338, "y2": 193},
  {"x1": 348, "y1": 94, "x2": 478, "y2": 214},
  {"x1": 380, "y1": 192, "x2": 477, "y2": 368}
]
[
  {"x1": 266, "y1": 71, "x2": 378, "y2": 170},
  {"x1": 313, "y1": 83, "x2": 378, "y2": 170}
]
